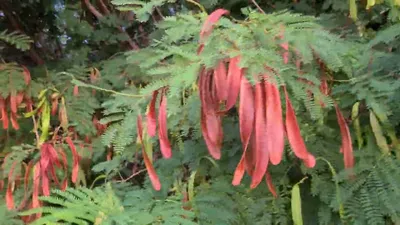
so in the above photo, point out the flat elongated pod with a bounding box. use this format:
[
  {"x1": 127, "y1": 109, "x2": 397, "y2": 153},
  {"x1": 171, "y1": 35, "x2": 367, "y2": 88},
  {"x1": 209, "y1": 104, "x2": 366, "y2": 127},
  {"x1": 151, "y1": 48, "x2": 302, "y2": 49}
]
[
  {"x1": 266, "y1": 171, "x2": 277, "y2": 198},
  {"x1": 158, "y1": 90, "x2": 172, "y2": 159},
  {"x1": 250, "y1": 82, "x2": 269, "y2": 189},
  {"x1": 137, "y1": 115, "x2": 161, "y2": 190},
  {"x1": 224, "y1": 56, "x2": 243, "y2": 112},
  {"x1": 335, "y1": 103, "x2": 354, "y2": 168},
  {"x1": 265, "y1": 81, "x2": 284, "y2": 165},
  {"x1": 146, "y1": 90, "x2": 158, "y2": 137},
  {"x1": 284, "y1": 87, "x2": 315, "y2": 168},
  {"x1": 199, "y1": 70, "x2": 222, "y2": 159},
  {"x1": 232, "y1": 76, "x2": 255, "y2": 185},
  {"x1": 199, "y1": 9, "x2": 230, "y2": 43},
  {"x1": 213, "y1": 61, "x2": 228, "y2": 102}
]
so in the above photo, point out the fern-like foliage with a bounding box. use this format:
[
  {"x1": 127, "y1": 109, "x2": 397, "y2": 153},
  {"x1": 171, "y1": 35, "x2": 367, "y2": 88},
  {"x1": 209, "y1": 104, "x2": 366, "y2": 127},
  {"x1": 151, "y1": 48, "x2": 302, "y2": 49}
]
[
  {"x1": 0, "y1": 30, "x2": 32, "y2": 51},
  {"x1": 308, "y1": 131, "x2": 400, "y2": 225},
  {"x1": 112, "y1": 0, "x2": 176, "y2": 22},
  {"x1": 368, "y1": 23, "x2": 400, "y2": 48},
  {"x1": 21, "y1": 184, "x2": 124, "y2": 225},
  {"x1": 0, "y1": 204, "x2": 23, "y2": 225},
  {"x1": 21, "y1": 182, "x2": 196, "y2": 225}
]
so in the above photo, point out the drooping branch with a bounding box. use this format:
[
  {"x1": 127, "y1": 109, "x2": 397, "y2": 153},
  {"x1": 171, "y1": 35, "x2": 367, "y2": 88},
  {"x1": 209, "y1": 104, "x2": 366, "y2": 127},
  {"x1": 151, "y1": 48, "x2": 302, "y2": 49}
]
[{"x1": 83, "y1": 0, "x2": 140, "y2": 50}]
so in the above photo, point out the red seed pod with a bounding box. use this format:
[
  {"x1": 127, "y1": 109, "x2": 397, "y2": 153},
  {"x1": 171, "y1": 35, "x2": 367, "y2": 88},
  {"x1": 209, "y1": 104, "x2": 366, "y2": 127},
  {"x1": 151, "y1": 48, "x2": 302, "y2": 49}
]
[
  {"x1": 233, "y1": 76, "x2": 255, "y2": 185},
  {"x1": 32, "y1": 163, "x2": 42, "y2": 218},
  {"x1": 6, "y1": 162, "x2": 18, "y2": 210},
  {"x1": 213, "y1": 60, "x2": 228, "y2": 102},
  {"x1": 199, "y1": 70, "x2": 223, "y2": 159},
  {"x1": 284, "y1": 87, "x2": 316, "y2": 168},
  {"x1": 0, "y1": 98, "x2": 6, "y2": 129},
  {"x1": 137, "y1": 114, "x2": 161, "y2": 191},
  {"x1": 223, "y1": 56, "x2": 243, "y2": 112},
  {"x1": 146, "y1": 90, "x2": 158, "y2": 137},
  {"x1": 10, "y1": 112, "x2": 19, "y2": 130},
  {"x1": 158, "y1": 90, "x2": 172, "y2": 159},
  {"x1": 65, "y1": 137, "x2": 80, "y2": 183},
  {"x1": 19, "y1": 161, "x2": 33, "y2": 210},
  {"x1": 21, "y1": 65, "x2": 31, "y2": 85},
  {"x1": 265, "y1": 80, "x2": 284, "y2": 165},
  {"x1": 265, "y1": 171, "x2": 277, "y2": 198},
  {"x1": 10, "y1": 93, "x2": 17, "y2": 114},
  {"x1": 73, "y1": 85, "x2": 79, "y2": 96},
  {"x1": 250, "y1": 81, "x2": 269, "y2": 189},
  {"x1": 280, "y1": 42, "x2": 289, "y2": 64},
  {"x1": 51, "y1": 98, "x2": 58, "y2": 116},
  {"x1": 244, "y1": 133, "x2": 256, "y2": 176},
  {"x1": 199, "y1": 9, "x2": 230, "y2": 44},
  {"x1": 335, "y1": 103, "x2": 354, "y2": 169},
  {"x1": 6, "y1": 183, "x2": 14, "y2": 210},
  {"x1": 16, "y1": 92, "x2": 24, "y2": 105}
]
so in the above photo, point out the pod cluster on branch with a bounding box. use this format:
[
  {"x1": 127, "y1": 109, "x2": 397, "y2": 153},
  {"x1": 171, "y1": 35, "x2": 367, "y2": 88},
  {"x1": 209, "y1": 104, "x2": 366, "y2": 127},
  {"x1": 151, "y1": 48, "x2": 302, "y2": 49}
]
[{"x1": 138, "y1": 9, "x2": 354, "y2": 195}]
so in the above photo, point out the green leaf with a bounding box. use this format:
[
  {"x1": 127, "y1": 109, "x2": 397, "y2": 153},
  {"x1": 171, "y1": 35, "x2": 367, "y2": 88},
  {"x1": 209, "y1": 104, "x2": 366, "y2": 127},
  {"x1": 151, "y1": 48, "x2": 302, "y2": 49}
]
[
  {"x1": 291, "y1": 183, "x2": 303, "y2": 225},
  {"x1": 352, "y1": 102, "x2": 363, "y2": 149},
  {"x1": 349, "y1": 0, "x2": 357, "y2": 21},
  {"x1": 135, "y1": 212, "x2": 154, "y2": 224},
  {"x1": 370, "y1": 111, "x2": 390, "y2": 154}
]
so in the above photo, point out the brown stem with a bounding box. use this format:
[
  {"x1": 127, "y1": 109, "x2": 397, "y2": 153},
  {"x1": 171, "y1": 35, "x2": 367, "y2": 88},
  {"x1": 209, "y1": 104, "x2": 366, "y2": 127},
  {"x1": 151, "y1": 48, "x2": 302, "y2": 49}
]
[
  {"x1": 0, "y1": 2, "x2": 45, "y2": 65},
  {"x1": 250, "y1": 0, "x2": 266, "y2": 14},
  {"x1": 155, "y1": 7, "x2": 165, "y2": 19},
  {"x1": 83, "y1": 0, "x2": 140, "y2": 50},
  {"x1": 84, "y1": 0, "x2": 103, "y2": 18},
  {"x1": 98, "y1": 0, "x2": 111, "y2": 15},
  {"x1": 116, "y1": 169, "x2": 147, "y2": 183},
  {"x1": 138, "y1": 25, "x2": 148, "y2": 45}
]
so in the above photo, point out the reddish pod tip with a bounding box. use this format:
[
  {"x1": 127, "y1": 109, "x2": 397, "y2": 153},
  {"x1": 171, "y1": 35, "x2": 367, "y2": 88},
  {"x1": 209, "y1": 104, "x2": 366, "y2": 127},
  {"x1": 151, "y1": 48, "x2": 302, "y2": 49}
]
[
  {"x1": 232, "y1": 76, "x2": 255, "y2": 186},
  {"x1": 137, "y1": 115, "x2": 162, "y2": 191},
  {"x1": 158, "y1": 91, "x2": 172, "y2": 159},
  {"x1": 147, "y1": 90, "x2": 158, "y2": 137},
  {"x1": 335, "y1": 103, "x2": 354, "y2": 169},
  {"x1": 284, "y1": 87, "x2": 315, "y2": 168},
  {"x1": 199, "y1": 9, "x2": 230, "y2": 43},
  {"x1": 265, "y1": 80, "x2": 284, "y2": 166},
  {"x1": 250, "y1": 82, "x2": 269, "y2": 189}
]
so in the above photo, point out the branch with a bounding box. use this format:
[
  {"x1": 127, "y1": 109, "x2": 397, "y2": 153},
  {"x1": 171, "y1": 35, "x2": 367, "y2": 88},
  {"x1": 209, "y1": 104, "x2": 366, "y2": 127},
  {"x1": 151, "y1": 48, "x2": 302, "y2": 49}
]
[
  {"x1": 98, "y1": 0, "x2": 111, "y2": 15},
  {"x1": 0, "y1": 1, "x2": 44, "y2": 65},
  {"x1": 155, "y1": 7, "x2": 165, "y2": 20},
  {"x1": 83, "y1": 0, "x2": 140, "y2": 50},
  {"x1": 250, "y1": 0, "x2": 266, "y2": 14},
  {"x1": 116, "y1": 169, "x2": 147, "y2": 183},
  {"x1": 84, "y1": 0, "x2": 103, "y2": 18}
]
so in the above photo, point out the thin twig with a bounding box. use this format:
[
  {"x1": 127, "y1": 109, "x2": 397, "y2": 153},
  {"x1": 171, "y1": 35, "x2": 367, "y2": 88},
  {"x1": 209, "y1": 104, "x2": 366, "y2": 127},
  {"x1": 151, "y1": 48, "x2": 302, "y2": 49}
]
[
  {"x1": 83, "y1": 0, "x2": 140, "y2": 50},
  {"x1": 155, "y1": 7, "x2": 165, "y2": 19},
  {"x1": 251, "y1": 0, "x2": 266, "y2": 14},
  {"x1": 76, "y1": 83, "x2": 146, "y2": 98},
  {"x1": 31, "y1": 114, "x2": 41, "y2": 148},
  {"x1": 116, "y1": 169, "x2": 147, "y2": 183},
  {"x1": 185, "y1": 0, "x2": 206, "y2": 13},
  {"x1": 98, "y1": 0, "x2": 111, "y2": 15},
  {"x1": 51, "y1": 125, "x2": 62, "y2": 141}
]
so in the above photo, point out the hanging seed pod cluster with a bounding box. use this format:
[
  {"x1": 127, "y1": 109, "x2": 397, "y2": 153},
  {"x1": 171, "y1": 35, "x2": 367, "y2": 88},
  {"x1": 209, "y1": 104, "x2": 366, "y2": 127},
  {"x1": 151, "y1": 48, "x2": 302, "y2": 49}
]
[
  {"x1": 197, "y1": 9, "x2": 316, "y2": 191},
  {"x1": 3, "y1": 138, "x2": 82, "y2": 209},
  {"x1": 135, "y1": 87, "x2": 172, "y2": 191},
  {"x1": 0, "y1": 65, "x2": 33, "y2": 130},
  {"x1": 138, "y1": 9, "x2": 354, "y2": 194}
]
